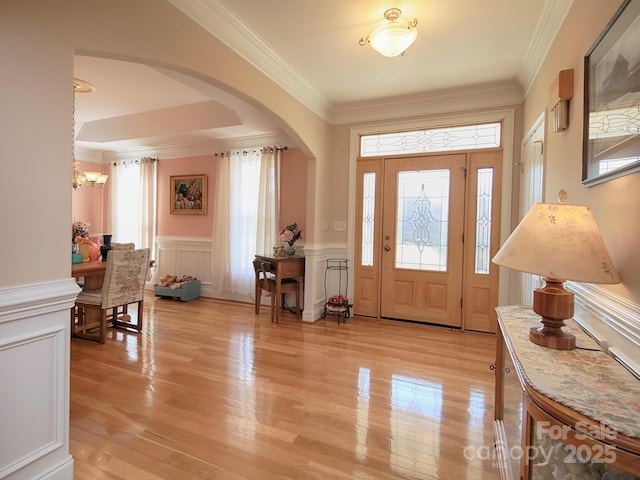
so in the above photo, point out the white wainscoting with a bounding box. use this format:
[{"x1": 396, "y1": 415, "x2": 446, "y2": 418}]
[
  {"x1": 154, "y1": 236, "x2": 214, "y2": 298},
  {"x1": 300, "y1": 243, "x2": 350, "y2": 323},
  {"x1": 0, "y1": 280, "x2": 78, "y2": 480},
  {"x1": 569, "y1": 282, "x2": 640, "y2": 379},
  {"x1": 153, "y1": 236, "x2": 350, "y2": 322}
]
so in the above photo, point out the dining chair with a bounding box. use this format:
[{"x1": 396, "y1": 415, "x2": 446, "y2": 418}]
[
  {"x1": 72, "y1": 248, "x2": 150, "y2": 344},
  {"x1": 253, "y1": 259, "x2": 300, "y2": 323},
  {"x1": 111, "y1": 242, "x2": 135, "y2": 250}
]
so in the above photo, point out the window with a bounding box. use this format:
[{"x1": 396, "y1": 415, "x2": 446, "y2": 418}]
[
  {"x1": 360, "y1": 122, "x2": 502, "y2": 157},
  {"x1": 109, "y1": 157, "x2": 157, "y2": 253}
]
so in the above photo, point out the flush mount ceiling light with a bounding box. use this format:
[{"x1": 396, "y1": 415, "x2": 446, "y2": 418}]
[{"x1": 359, "y1": 8, "x2": 418, "y2": 57}]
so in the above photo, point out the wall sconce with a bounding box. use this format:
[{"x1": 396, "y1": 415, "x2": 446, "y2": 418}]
[{"x1": 549, "y1": 69, "x2": 573, "y2": 133}]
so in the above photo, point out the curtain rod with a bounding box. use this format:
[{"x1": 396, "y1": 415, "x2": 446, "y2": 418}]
[
  {"x1": 111, "y1": 156, "x2": 158, "y2": 167},
  {"x1": 214, "y1": 146, "x2": 288, "y2": 158}
]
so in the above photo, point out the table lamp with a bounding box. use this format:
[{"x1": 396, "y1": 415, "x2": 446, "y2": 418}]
[{"x1": 492, "y1": 196, "x2": 619, "y2": 350}]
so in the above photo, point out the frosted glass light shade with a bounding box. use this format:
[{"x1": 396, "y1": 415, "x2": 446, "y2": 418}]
[
  {"x1": 359, "y1": 8, "x2": 418, "y2": 58},
  {"x1": 83, "y1": 171, "x2": 109, "y2": 187},
  {"x1": 369, "y1": 23, "x2": 418, "y2": 57}
]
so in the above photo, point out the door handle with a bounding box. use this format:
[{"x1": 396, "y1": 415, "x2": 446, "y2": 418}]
[{"x1": 384, "y1": 245, "x2": 391, "y2": 252}]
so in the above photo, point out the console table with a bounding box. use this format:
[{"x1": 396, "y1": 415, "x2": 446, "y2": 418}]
[{"x1": 494, "y1": 305, "x2": 640, "y2": 480}]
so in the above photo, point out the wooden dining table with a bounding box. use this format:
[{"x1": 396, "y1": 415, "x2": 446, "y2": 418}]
[
  {"x1": 255, "y1": 254, "x2": 305, "y2": 323},
  {"x1": 72, "y1": 259, "x2": 155, "y2": 290},
  {"x1": 72, "y1": 260, "x2": 107, "y2": 290}
]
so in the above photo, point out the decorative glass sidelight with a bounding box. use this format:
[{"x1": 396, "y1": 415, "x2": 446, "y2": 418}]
[
  {"x1": 395, "y1": 169, "x2": 450, "y2": 271},
  {"x1": 475, "y1": 168, "x2": 493, "y2": 274},
  {"x1": 361, "y1": 173, "x2": 376, "y2": 266}
]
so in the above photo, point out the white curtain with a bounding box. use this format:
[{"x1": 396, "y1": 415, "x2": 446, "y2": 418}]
[
  {"x1": 108, "y1": 157, "x2": 157, "y2": 255},
  {"x1": 140, "y1": 157, "x2": 157, "y2": 255},
  {"x1": 211, "y1": 147, "x2": 280, "y2": 299},
  {"x1": 257, "y1": 146, "x2": 281, "y2": 255}
]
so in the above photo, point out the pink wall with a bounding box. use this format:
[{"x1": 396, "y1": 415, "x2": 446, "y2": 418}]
[
  {"x1": 157, "y1": 155, "x2": 216, "y2": 237},
  {"x1": 72, "y1": 150, "x2": 308, "y2": 241},
  {"x1": 71, "y1": 160, "x2": 108, "y2": 236},
  {"x1": 280, "y1": 148, "x2": 308, "y2": 240},
  {"x1": 156, "y1": 148, "x2": 308, "y2": 239}
]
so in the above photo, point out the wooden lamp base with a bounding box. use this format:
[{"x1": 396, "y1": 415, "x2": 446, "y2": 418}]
[{"x1": 530, "y1": 278, "x2": 576, "y2": 350}]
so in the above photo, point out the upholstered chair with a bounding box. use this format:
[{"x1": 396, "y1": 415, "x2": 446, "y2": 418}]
[{"x1": 72, "y1": 248, "x2": 150, "y2": 343}]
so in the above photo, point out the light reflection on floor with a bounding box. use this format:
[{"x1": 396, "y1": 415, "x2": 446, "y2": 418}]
[{"x1": 73, "y1": 297, "x2": 499, "y2": 479}]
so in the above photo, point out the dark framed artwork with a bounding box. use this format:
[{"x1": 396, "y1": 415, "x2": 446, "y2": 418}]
[
  {"x1": 170, "y1": 174, "x2": 207, "y2": 215},
  {"x1": 583, "y1": 0, "x2": 640, "y2": 186}
]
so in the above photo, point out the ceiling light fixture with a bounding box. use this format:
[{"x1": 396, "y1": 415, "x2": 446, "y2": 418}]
[
  {"x1": 72, "y1": 78, "x2": 108, "y2": 189},
  {"x1": 83, "y1": 171, "x2": 109, "y2": 187},
  {"x1": 359, "y1": 8, "x2": 418, "y2": 58}
]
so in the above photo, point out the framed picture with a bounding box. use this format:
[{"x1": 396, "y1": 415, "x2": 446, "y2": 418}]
[
  {"x1": 170, "y1": 174, "x2": 207, "y2": 215},
  {"x1": 582, "y1": 0, "x2": 640, "y2": 186}
]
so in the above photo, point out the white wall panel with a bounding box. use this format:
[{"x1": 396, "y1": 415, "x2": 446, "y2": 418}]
[
  {"x1": 0, "y1": 280, "x2": 77, "y2": 480},
  {"x1": 155, "y1": 237, "x2": 213, "y2": 297}
]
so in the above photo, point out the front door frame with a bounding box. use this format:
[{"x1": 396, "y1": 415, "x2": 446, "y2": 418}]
[{"x1": 348, "y1": 108, "x2": 517, "y2": 311}]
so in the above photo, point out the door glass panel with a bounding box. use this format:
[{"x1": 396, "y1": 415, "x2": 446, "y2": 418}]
[
  {"x1": 361, "y1": 172, "x2": 376, "y2": 266},
  {"x1": 395, "y1": 170, "x2": 449, "y2": 271},
  {"x1": 475, "y1": 167, "x2": 493, "y2": 274}
]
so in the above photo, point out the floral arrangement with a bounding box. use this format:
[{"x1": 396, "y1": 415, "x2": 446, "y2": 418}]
[
  {"x1": 72, "y1": 221, "x2": 90, "y2": 244},
  {"x1": 279, "y1": 223, "x2": 301, "y2": 246}
]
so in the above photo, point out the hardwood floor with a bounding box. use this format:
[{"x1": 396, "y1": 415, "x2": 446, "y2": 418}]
[{"x1": 70, "y1": 293, "x2": 500, "y2": 479}]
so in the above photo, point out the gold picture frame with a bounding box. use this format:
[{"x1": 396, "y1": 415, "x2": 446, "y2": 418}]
[{"x1": 170, "y1": 174, "x2": 207, "y2": 215}]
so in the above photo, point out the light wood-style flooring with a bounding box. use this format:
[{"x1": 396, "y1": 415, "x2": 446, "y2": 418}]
[{"x1": 70, "y1": 293, "x2": 500, "y2": 479}]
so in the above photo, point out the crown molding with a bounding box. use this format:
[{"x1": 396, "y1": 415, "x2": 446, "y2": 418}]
[
  {"x1": 91, "y1": 132, "x2": 293, "y2": 162},
  {"x1": 331, "y1": 81, "x2": 523, "y2": 126},
  {"x1": 167, "y1": 0, "x2": 331, "y2": 121},
  {"x1": 517, "y1": 0, "x2": 574, "y2": 96},
  {"x1": 168, "y1": 0, "x2": 574, "y2": 130}
]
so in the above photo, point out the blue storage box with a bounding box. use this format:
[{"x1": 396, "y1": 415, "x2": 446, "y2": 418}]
[{"x1": 154, "y1": 280, "x2": 201, "y2": 301}]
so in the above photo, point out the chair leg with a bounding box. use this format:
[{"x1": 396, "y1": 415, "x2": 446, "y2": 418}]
[
  {"x1": 271, "y1": 291, "x2": 276, "y2": 323},
  {"x1": 111, "y1": 300, "x2": 143, "y2": 332},
  {"x1": 295, "y1": 286, "x2": 300, "y2": 318},
  {"x1": 70, "y1": 306, "x2": 77, "y2": 338},
  {"x1": 255, "y1": 285, "x2": 261, "y2": 314},
  {"x1": 137, "y1": 299, "x2": 144, "y2": 331},
  {"x1": 280, "y1": 294, "x2": 287, "y2": 311},
  {"x1": 99, "y1": 309, "x2": 107, "y2": 344}
]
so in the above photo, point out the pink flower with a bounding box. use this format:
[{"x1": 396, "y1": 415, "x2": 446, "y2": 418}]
[{"x1": 279, "y1": 223, "x2": 301, "y2": 246}]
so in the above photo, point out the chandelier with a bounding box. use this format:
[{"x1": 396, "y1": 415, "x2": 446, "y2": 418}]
[
  {"x1": 72, "y1": 78, "x2": 108, "y2": 189},
  {"x1": 359, "y1": 8, "x2": 418, "y2": 58}
]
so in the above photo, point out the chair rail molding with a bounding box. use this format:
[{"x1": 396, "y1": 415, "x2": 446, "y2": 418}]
[
  {"x1": 569, "y1": 281, "x2": 640, "y2": 378},
  {"x1": 154, "y1": 236, "x2": 349, "y2": 322},
  {"x1": 0, "y1": 279, "x2": 76, "y2": 480},
  {"x1": 154, "y1": 236, "x2": 213, "y2": 298},
  {"x1": 301, "y1": 242, "x2": 348, "y2": 322}
]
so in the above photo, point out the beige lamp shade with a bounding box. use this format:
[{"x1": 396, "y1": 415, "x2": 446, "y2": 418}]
[{"x1": 492, "y1": 203, "x2": 619, "y2": 284}]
